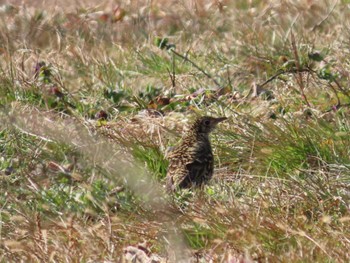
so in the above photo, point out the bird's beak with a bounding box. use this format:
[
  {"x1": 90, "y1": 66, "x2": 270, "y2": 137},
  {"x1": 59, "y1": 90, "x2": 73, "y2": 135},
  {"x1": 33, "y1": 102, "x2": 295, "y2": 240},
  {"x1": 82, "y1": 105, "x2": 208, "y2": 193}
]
[{"x1": 212, "y1": 117, "x2": 227, "y2": 125}]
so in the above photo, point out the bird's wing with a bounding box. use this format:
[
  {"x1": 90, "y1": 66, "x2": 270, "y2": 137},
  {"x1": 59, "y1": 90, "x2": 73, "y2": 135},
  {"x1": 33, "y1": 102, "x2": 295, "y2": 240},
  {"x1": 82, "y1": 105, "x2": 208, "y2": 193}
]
[
  {"x1": 166, "y1": 165, "x2": 189, "y2": 192},
  {"x1": 165, "y1": 141, "x2": 202, "y2": 191}
]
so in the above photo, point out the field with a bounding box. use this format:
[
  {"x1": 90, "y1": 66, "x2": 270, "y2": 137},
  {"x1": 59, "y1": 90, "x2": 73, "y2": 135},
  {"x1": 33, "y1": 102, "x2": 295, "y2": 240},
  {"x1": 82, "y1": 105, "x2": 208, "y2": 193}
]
[{"x1": 1, "y1": 0, "x2": 350, "y2": 262}]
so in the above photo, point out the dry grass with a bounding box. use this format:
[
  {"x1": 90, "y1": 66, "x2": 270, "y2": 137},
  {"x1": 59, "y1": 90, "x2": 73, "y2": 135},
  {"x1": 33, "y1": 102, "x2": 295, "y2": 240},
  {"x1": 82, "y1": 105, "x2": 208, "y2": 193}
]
[{"x1": 1, "y1": 0, "x2": 350, "y2": 262}]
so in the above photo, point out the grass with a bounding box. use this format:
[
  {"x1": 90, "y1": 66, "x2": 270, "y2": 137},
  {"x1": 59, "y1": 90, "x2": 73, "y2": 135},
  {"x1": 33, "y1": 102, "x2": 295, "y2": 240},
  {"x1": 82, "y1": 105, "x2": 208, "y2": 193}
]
[{"x1": 1, "y1": 0, "x2": 350, "y2": 262}]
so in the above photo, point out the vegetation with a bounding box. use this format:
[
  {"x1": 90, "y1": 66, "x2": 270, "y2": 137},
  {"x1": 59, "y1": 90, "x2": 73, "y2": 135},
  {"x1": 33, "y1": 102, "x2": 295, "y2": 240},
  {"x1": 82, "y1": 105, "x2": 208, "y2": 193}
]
[{"x1": 1, "y1": 0, "x2": 350, "y2": 261}]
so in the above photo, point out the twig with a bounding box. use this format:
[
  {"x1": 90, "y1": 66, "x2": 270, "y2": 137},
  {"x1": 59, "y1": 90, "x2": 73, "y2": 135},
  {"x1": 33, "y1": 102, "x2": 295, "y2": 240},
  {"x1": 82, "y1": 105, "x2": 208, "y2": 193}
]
[
  {"x1": 170, "y1": 49, "x2": 221, "y2": 88},
  {"x1": 327, "y1": 82, "x2": 341, "y2": 108},
  {"x1": 298, "y1": 231, "x2": 330, "y2": 257},
  {"x1": 166, "y1": 51, "x2": 176, "y2": 88},
  {"x1": 256, "y1": 66, "x2": 350, "y2": 113},
  {"x1": 311, "y1": 0, "x2": 338, "y2": 31},
  {"x1": 172, "y1": 51, "x2": 176, "y2": 87},
  {"x1": 226, "y1": 66, "x2": 233, "y2": 89},
  {"x1": 325, "y1": 103, "x2": 350, "y2": 112},
  {"x1": 12, "y1": 123, "x2": 54, "y2": 142},
  {"x1": 290, "y1": 29, "x2": 311, "y2": 107},
  {"x1": 258, "y1": 68, "x2": 312, "y2": 90},
  {"x1": 333, "y1": 78, "x2": 350, "y2": 98}
]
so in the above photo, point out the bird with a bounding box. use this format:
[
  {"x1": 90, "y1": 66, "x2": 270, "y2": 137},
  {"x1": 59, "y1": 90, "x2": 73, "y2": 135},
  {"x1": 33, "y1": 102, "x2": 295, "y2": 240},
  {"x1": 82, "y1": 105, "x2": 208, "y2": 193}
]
[{"x1": 166, "y1": 116, "x2": 227, "y2": 192}]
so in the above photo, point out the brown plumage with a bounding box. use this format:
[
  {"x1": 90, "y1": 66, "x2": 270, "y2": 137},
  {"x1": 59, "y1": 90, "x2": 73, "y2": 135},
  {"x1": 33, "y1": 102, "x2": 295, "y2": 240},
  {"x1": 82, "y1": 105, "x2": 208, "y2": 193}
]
[{"x1": 166, "y1": 116, "x2": 227, "y2": 192}]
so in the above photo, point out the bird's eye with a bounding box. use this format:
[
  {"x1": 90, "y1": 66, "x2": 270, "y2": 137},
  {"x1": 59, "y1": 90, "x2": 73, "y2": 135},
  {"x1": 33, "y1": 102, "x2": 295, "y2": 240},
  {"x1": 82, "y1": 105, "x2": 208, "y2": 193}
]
[{"x1": 204, "y1": 120, "x2": 210, "y2": 126}]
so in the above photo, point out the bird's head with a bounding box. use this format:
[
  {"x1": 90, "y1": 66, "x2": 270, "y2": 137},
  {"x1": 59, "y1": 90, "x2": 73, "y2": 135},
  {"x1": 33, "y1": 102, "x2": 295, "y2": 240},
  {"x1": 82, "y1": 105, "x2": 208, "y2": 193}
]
[{"x1": 193, "y1": 116, "x2": 227, "y2": 134}]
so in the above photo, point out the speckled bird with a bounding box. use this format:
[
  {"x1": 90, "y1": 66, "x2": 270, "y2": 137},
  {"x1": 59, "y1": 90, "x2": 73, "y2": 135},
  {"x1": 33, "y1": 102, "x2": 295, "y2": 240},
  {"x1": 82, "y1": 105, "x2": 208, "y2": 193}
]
[{"x1": 166, "y1": 116, "x2": 227, "y2": 192}]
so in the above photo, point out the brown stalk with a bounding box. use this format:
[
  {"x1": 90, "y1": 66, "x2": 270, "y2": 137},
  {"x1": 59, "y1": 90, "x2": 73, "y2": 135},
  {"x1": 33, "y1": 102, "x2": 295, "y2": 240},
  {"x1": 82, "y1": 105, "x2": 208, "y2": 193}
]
[
  {"x1": 170, "y1": 48, "x2": 221, "y2": 88},
  {"x1": 290, "y1": 29, "x2": 311, "y2": 107}
]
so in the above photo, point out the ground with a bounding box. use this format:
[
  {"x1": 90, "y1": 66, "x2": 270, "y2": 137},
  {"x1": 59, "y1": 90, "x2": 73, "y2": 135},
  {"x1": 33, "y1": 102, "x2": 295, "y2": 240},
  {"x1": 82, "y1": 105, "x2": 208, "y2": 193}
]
[{"x1": 1, "y1": 0, "x2": 350, "y2": 262}]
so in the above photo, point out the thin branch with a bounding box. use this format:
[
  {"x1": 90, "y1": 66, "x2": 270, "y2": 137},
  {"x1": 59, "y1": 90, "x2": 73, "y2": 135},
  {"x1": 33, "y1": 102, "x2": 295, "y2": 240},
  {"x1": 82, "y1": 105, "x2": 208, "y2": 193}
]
[
  {"x1": 327, "y1": 82, "x2": 341, "y2": 108},
  {"x1": 333, "y1": 78, "x2": 350, "y2": 98},
  {"x1": 311, "y1": 0, "x2": 338, "y2": 31},
  {"x1": 325, "y1": 103, "x2": 350, "y2": 113},
  {"x1": 291, "y1": 29, "x2": 311, "y2": 107},
  {"x1": 258, "y1": 68, "x2": 312, "y2": 89},
  {"x1": 166, "y1": 67, "x2": 176, "y2": 88},
  {"x1": 256, "y1": 66, "x2": 350, "y2": 113},
  {"x1": 170, "y1": 49, "x2": 221, "y2": 88},
  {"x1": 172, "y1": 51, "x2": 176, "y2": 87}
]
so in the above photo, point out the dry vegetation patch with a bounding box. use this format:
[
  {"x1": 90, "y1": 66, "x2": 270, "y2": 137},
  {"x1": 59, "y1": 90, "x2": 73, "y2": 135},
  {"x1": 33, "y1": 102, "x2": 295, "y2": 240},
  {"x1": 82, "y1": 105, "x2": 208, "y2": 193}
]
[{"x1": 1, "y1": 0, "x2": 350, "y2": 262}]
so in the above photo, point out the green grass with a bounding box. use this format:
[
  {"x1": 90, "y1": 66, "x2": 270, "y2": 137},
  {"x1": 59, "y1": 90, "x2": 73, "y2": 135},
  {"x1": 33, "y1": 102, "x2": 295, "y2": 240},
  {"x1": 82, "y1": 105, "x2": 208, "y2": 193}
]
[{"x1": 1, "y1": 1, "x2": 350, "y2": 262}]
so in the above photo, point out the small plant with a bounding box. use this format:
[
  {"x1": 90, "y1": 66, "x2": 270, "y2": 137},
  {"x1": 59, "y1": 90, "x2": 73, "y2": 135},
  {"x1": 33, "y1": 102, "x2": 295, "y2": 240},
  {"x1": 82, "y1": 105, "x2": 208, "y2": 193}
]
[{"x1": 132, "y1": 144, "x2": 168, "y2": 180}]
